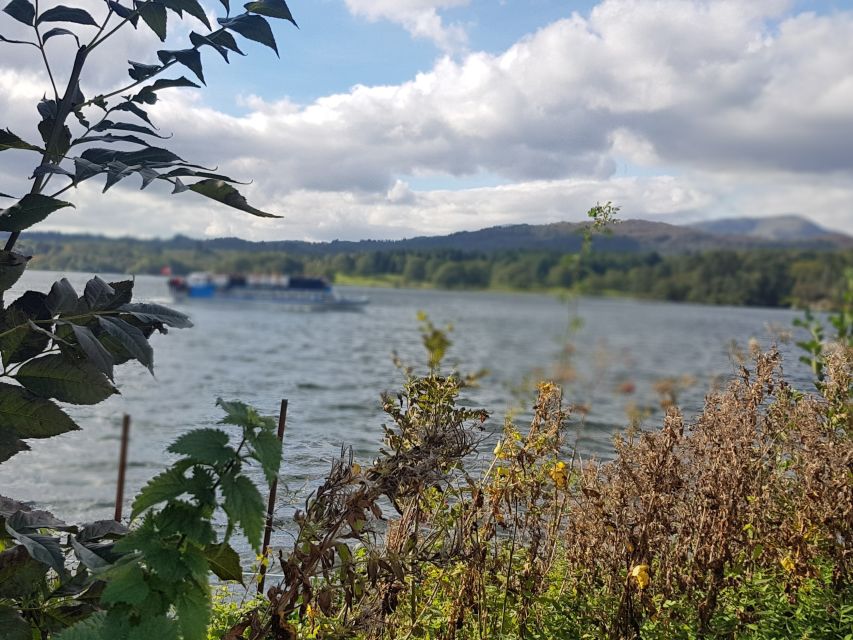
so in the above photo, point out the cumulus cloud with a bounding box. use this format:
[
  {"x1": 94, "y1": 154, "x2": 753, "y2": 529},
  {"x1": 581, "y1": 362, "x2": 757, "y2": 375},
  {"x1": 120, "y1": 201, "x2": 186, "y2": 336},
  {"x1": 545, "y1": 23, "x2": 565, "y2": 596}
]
[{"x1": 2, "y1": 0, "x2": 853, "y2": 241}]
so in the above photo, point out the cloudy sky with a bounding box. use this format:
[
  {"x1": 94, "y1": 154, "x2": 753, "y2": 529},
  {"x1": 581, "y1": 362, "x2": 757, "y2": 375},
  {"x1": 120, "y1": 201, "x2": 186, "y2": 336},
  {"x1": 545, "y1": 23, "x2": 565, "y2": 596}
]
[{"x1": 1, "y1": 0, "x2": 852, "y2": 241}]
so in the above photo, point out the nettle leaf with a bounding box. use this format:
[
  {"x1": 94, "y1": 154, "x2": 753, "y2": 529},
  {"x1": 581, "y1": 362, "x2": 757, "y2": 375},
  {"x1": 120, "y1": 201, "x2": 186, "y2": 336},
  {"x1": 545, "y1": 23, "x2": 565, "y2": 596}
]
[
  {"x1": 131, "y1": 465, "x2": 188, "y2": 518},
  {"x1": 0, "y1": 383, "x2": 79, "y2": 438},
  {"x1": 98, "y1": 317, "x2": 153, "y2": 372},
  {"x1": 218, "y1": 14, "x2": 278, "y2": 56},
  {"x1": 245, "y1": 0, "x2": 297, "y2": 26},
  {"x1": 189, "y1": 179, "x2": 280, "y2": 218},
  {"x1": 46, "y1": 278, "x2": 78, "y2": 314},
  {"x1": 42, "y1": 26, "x2": 81, "y2": 46},
  {"x1": 15, "y1": 354, "x2": 116, "y2": 404},
  {"x1": 175, "y1": 581, "x2": 210, "y2": 640},
  {"x1": 0, "y1": 194, "x2": 74, "y2": 232},
  {"x1": 161, "y1": 0, "x2": 209, "y2": 29},
  {"x1": 168, "y1": 428, "x2": 234, "y2": 465},
  {"x1": 222, "y1": 474, "x2": 265, "y2": 551},
  {"x1": 101, "y1": 560, "x2": 149, "y2": 605},
  {"x1": 203, "y1": 542, "x2": 243, "y2": 584},
  {"x1": 108, "y1": 1, "x2": 139, "y2": 26},
  {"x1": 119, "y1": 302, "x2": 193, "y2": 328},
  {"x1": 127, "y1": 616, "x2": 179, "y2": 640},
  {"x1": 158, "y1": 48, "x2": 205, "y2": 84},
  {"x1": 0, "y1": 128, "x2": 43, "y2": 152},
  {"x1": 2, "y1": 0, "x2": 35, "y2": 25},
  {"x1": 135, "y1": 0, "x2": 167, "y2": 41},
  {"x1": 37, "y1": 5, "x2": 98, "y2": 26},
  {"x1": 249, "y1": 427, "x2": 282, "y2": 485},
  {"x1": 70, "y1": 324, "x2": 116, "y2": 380}
]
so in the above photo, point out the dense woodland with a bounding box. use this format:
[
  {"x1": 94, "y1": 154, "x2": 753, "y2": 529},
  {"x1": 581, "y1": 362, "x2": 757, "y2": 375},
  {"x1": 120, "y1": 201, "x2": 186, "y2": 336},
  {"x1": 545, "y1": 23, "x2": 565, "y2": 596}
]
[{"x1": 17, "y1": 235, "x2": 851, "y2": 309}]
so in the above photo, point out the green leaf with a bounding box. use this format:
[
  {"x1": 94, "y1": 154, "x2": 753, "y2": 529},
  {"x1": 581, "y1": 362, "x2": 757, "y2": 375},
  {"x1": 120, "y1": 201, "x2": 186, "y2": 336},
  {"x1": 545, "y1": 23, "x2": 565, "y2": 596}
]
[
  {"x1": 42, "y1": 27, "x2": 80, "y2": 46},
  {"x1": 70, "y1": 324, "x2": 116, "y2": 380},
  {"x1": 131, "y1": 465, "x2": 188, "y2": 519},
  {"x1": 71, "y1": 535, "x2": 110, "y2": 570},
  {"x1": 2, "y1": 0, "x2": 34, "y2": 25},
  {"x1": 128, "y1": 616, "x2": 179, "y2": 640},
  {"x1": 15, "y1": 354, "x2": 116, "y2": 404},
  {"x1": 98, "y1": 316, "x2": 153, "y2": 372},
  {"x1": 0, "y1": 544, "x2": 49, "y2": 597},
  {"x1": 83, "y1": 276, "x2": 116, "y2": 310},
  {"x1": 127, "y1": 60, "x2": 161, "y2": 82},
  {"x1": 157, "y1": 48, "x2": 205, "y2": 84},
  {"x1": 78, "y1": 519, "x2": 127, "y2": 542},
  {"x1": 207, "y1": 29, "x2": 244, "y2": 56},
  {"x1": 112, "y1": 101, "x2": 154, "y2": 125},
  {"x1": 161, "y1": 0, "x2": 210, "y2": 29},
  {"x1": 222, "y1": 474, "x2": 265, "y2": 551},
  {"x1": 0, "y1": 382, "x2": 80, "y2": 438},
  {"x1": 5, "y1": 522, "x2": 66, "y2": 575},
  {"x1": 107, "y1": 1, "x2": 138, "y2": 26},
  {"x1": 217, "y1": 398, "x2": 276, "y2": 429},
  {"x1": 0, "y1": 250, "x2": 30, "y2": 292},
  {"x1": 101, "y1": 560, "x2": 149, "y2": 606},
  {"x1": 0, "y1": 428, "x2": 29, "y2": 463},
  {"x1": 0, "y1": 128, "x2": 43, "y2": 152},
  {"x1": 174, "y1": 580, "x2": 210, "y2": 640},
  {"x1": 119, "y1": 302, "x2": 193, "y2": 328},
  {"x1": 54, "y1": 612, "x2": 108, "y2": 640},
  {"x1": 0, "y1": 605, "x2": 31, "y2": 640},
  {"x1": 0, "y1": 291, "x2": 52, "y2": 363},
  {"x1": 204, "y1": 542, "x2": 244, "y2": 584},
  {"x1": 45, "y1": 278, "x2": 79, "y2": 314},
  {"x1": 168, "y1": 428, "x2": 234, "y2": 465},
  {"x1": 93, "y1": 119, "x2": 168, "y2": 138},
  {"x1": 135, "y1": 0, "x2": 167, "y2": 41},
  {"x1": 0, "y1": 194, "x2": 74, "y2": 232},
  {"x1": 218, "y1": 14, "x2": 278, "y2": 56},
  {"x1": 37, "y1": 5, "x2": 98, "y2": 26},
  {"x1": 188, "y1": 179, "x2": 280, "y2": 218},
  {"x1": 245, "y1": 0, "x2": 297, "y2": 26},
  {"x1": 249, "y1": 427, "x2": 282, "y2": 485}
]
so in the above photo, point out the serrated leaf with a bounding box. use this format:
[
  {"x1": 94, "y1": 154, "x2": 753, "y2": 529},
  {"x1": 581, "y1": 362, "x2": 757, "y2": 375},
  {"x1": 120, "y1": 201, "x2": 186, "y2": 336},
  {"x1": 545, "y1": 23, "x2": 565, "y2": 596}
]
[
  {"x1": 0, "y1": 194, "x2": 74, "y2": 232},
  {"x1": 120, "y1": 302, "x2": 193, "y2": 328},
  {"x1": 131, "y1": 466, "x2": 187, "y2": 519},
  {"x1": 218, "y1": 14, "x2": 278, "y2": 55},
  {"x1": 71, "y1": 324, "x2": 115, "y2": 380},
  {"x1": 98, "y1": 316, "x2": 153, "y2": 372},
  {"x1": 5, "y1": 522, "x2": 66, "y2": 575},
  {"x1": 188, "y1": 179, "x2": 280, "y2": 218},
  {"x1": 189, "y1": 30, "x2": 229, "y2": 61},
  {"x1": 37, "y1": 5, "x2": 98, "y2": 26},
  {"x1": 245, "y1": 0, "x2": 297, "y2": 26},
  {"x1": 2, "y1": 0, "x2": 35, "y2": 25},
  {"x1": 168, "y1": 428, "x2": 234, "y2": 465},
  {"x1": 161, "y1": 0, "x2": 209, "y2": 29},
  {"x1": 222, "y1": 474, "x2": 265, "y2": 551},
  {"x1": 175, "y1": 579, "x2": 210, "y2": 640},
  {"x1": 157, "y1": 501, "x2": 215, "y2": 544},
  {"x1": 15, "y1": 354, "x2": 116, "y2": 404},
  {"x1": 135, "y1": 0, "x2": 167, "y2": 40},
  {"x1": 45, "y1": 278, "x2": 78, "y2": 314},
  {"x1": 203, "y1": 542, "x2": 243, "y2": 584},
  {"x1": 216, "y1": 398, "x2": 275, "y2": 429},
  {"x1": 112, "y1": 101, "x2": 154, "y2": 125},
  {"x1": 158, "y1": 48, "x2": 205, "y2": 84},
  {"x1": 101, "y1": 560, "x2": 148, "y2": 605},
  {"x1": 93, "y1": 119, "x2": 168, "y2": 138},
  {"x1": 0, "y1": 128, "x2": 43, "y2": 152},
  {"x1": 0, "y1": 428, "x2": 29, "y2": 463},
  {"x1": 208, "y1": 28, "x2": 244, "y2": 56},
  {"x1": 0, "y1": 291, "x2": 52, "y2": 363},
  {"x1": 128, "y1": 615, "x2": 179, "y2": 640},
  {"x1": 42, "y1": 26, "x2": 80, "y2": 46},
  {"x1": 249, "y1": 428, "x2": 282, "y2": 485},
  {"x1": 6, "y1": 507, "x2": 68, "y2": 531},
  {"x1": 0, "y1": 382, "x2": 79, "y2": 438},
  {"x1": 53, "y1": 611, "x2": 108, "y2": 640},
  {"x1": 78, "y1": 520, "x2": 127, "y2": 542}
]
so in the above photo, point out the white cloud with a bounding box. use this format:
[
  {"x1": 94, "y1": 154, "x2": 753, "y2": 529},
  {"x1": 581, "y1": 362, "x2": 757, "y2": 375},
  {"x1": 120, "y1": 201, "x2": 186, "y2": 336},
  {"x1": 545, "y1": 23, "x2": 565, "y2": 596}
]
[{"x1": 343, "y1": 0, "x2": 469, "y2": 52}]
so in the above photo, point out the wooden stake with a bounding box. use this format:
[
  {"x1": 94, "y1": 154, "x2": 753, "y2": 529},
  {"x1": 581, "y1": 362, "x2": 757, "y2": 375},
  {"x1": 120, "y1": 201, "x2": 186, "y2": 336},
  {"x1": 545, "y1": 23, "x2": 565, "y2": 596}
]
[
  {"x1": 258, "y1": 399, "x2": 288, "y2": 594},
  {"x1": 114, "y1": 414, "x2": 131, "y2": 522}
]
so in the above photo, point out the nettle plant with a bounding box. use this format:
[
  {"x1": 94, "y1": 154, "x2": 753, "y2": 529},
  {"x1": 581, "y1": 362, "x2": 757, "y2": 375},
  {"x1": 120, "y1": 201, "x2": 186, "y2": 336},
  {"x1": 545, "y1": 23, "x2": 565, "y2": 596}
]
[{"x1": 0, "y1": 0, "x2": 294, "y2": 637}]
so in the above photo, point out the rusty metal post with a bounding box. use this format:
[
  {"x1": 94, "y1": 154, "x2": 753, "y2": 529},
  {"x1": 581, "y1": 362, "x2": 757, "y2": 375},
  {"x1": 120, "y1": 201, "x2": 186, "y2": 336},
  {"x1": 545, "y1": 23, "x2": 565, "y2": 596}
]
[
  {"x1": 258, "y1": 399, "x2": 288, "y2": 594},
  {"x1": 114, "y1": 414, "x2": 131, "y2": 522}
]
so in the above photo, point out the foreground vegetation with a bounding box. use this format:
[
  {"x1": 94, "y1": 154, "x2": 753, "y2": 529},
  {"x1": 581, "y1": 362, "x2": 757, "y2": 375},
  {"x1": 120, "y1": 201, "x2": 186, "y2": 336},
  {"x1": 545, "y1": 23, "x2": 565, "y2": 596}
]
[{"x1": 20, "y1": 233, "x2": 852, "y2": 309}]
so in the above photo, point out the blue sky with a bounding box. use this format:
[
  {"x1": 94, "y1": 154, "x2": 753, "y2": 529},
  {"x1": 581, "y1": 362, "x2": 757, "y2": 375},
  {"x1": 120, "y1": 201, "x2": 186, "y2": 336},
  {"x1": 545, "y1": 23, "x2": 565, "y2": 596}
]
[{"x1": 2, "y1": 0, "x2": 853, "y2": 240}]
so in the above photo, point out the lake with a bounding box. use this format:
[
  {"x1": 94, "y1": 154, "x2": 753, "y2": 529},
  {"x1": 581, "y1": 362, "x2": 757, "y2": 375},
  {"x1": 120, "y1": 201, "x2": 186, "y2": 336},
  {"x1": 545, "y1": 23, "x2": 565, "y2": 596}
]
[{"x1": 0, "y1": 270, "x2": 814, "y2": 555}]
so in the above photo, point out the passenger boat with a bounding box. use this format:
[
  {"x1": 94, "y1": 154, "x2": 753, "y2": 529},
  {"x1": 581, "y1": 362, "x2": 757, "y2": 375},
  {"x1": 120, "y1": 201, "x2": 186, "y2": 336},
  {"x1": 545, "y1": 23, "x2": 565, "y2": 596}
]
[{"x1": 167, "y1": 273, "x2": 369, "y2": 311}]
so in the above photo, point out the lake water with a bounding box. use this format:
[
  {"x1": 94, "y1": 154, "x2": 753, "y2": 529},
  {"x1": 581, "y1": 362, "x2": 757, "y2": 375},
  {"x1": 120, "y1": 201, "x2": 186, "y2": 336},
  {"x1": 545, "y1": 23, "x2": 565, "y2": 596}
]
[{"x1": 0, "y1": 270, "x2": 814, "y2": 555}]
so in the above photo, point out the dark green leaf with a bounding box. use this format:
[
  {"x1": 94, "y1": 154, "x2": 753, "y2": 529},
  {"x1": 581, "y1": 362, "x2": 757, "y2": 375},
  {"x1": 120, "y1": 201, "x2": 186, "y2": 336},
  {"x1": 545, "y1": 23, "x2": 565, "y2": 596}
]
[
  {"x1": 0, "y1": 544, "x2": 49, "y2": 598},
  {"x1": 2, "y1": 0, "x2": 34, "y2": 25},
  {"x1": 101, "y1": 560, "x2": 148, "y2": 605},
  {"x1": 74, "y1": 133, "x2": 150, "y2": 147},
  {"x1": 0, "y1": 383, "x2": 79, "y2": 438},
  {"x1": 5, "y1": 522, "x2": 66, "y2": 575},
  {"x1": 31, "y1": 163, "x2": 74, "y2": 179},
  {"x1": 249, "y1": 427, "x2": 282, "y2": 485},
  {"x1": 0, "y1": 428, "x2": 29, "y2": 463},
  {"x1": 207, "y1": 29, "x2": 244, "y2": 56},
  {"x1": 157, "y1": 48, "x2": 205, "y2": 84},
  {"x1": 162, "y1": 167, "x2": 248, "y2": 183},
  {"x1": 6, "y1": 507, "x2": 68, "y2": 531},
  {"x1": 0, "y1": 290, "x2": 51, "y2": 363},
  {"x1": 0, "y1": 128, "x2": 43, "y2": 152},
  {"x1": 0, "y1": 605, "x2": 31, "y2": 640},
  {"x1": 245, "y1": 0, "x2": 297, "y2": 26},
  {"x1": 112, "y1": 101, "x2": 154, "y2": 125},
  {"x1": 37, "y1": 6, "x2": 98, "y2": 26},
  {"x1": 135, "y1": 0, "x2": 167, "y2": 40},
  {"x1": 98, "y1": 316, "x2": 153, "y2": 372},
  {"x1": 73, "y1": 157, "x2": 104, "y2": 182},
  {"x1": 216, "y1": 398, "x2": 275, "y2": 429},
  {"x1": 218, "y1": 14, "x2": 278, "y2": 55},
  {"x1": 127, "y1": 616, "x2": 179, "y2": 640},
  {"x1": 127, "y1": 60, "x2": 161, "y2": 82},
  {"x1": 133, "y1": 76, "x2": 200, "y2": 103},
  {"x1": 203, "y1": 542, "x2": 243, "y2": 584},
  {"x1": 42, "y1": 26, "x2": 81, "y2": 46},
  {"x1": 175, "y1": 580, "x2": 210, "y2": 640},
  {"x1": 93, "y1": 119, "x2": 169, "y2": 138},
  {"x1": 131, "y1": 466, "x2": 187, "y2": 518},
  {"x1": 83, "y1": 275, "x2": 116, "y2": 310},
  {"x1": 15, "y1": 354, "x2": 116, "y2": 404},
  {"x1": 78, "y1": 520, "x2": 127, "y2": 542},
  {"x1": 53, "y1": 612, "x2": 108, "y2": 640},
  {"x1": 222, "y1": 474, "x2": 265, "y2": 551},
  {"x1": 156, "y1": 500, "x2": 215, "y2": 544},
  {"x1": 70, "y1": 324, "x2": 115, "y2": 380},
  {"x1": 189, "y1": 179, "x2": 280, "y2": 218},
  {"x1": 71, "y1": 535, "x2": 110, "y2": 570},
  {"x1": 119, "y1": 302, "x2": 193, "y2": 328},
  {"x1": 0, "y1": 194, "x2": 74, "y2": 232},
  {"x1": 108, "y1": 1, "x2": 138, "y2": 26},
  {"x1": 0, "y1": 250, "x2": 30, "y2": 292},
  {"x1": 81, "y1": 145, "x2": 184, "y2": 167},
  {"x1": 161, "y1": 0, "x2": 209, "y2": 29},
  {"x1": 46, "y1": 278, "x2": 78, "y2": 314},
  {"x1": 168, "y1": 428, "x2": 233, "y2": 465},
  {"x1": 189, "y1": 31, "x2": 229, "y2": 61}
]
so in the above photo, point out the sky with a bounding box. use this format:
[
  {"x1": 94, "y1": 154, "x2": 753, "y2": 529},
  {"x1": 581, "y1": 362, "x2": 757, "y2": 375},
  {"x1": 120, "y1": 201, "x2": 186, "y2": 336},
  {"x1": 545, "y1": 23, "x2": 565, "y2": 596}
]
[{"x1": 1, "y1": 0, "x2": 853, "y2": 241}]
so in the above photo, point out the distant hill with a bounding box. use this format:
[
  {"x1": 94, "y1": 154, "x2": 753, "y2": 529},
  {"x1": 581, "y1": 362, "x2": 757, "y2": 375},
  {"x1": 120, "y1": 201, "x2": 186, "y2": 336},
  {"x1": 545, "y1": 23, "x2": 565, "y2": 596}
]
[
  {"x1": 691, "y1": 215, "x2": 849, "y2": 244},
  {"x1": 18, "y1": 216, "x2": 852, "y2": 258}
]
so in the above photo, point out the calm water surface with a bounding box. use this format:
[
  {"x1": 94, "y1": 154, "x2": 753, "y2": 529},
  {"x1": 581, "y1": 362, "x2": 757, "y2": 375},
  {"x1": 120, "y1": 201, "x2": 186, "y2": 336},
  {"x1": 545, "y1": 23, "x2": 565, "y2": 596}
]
[{"x1": 0, "y1": 271, "x2": 812, "y2": 555}]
